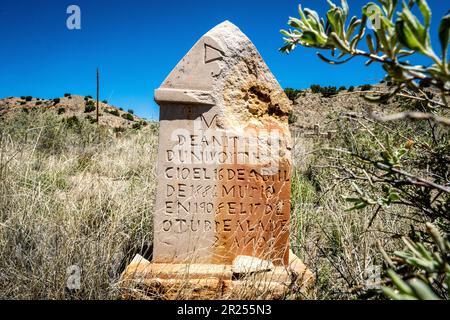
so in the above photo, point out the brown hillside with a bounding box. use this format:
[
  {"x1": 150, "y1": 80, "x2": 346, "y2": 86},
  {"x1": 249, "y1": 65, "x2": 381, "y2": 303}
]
[
  {"x1": 290, "y1": 83, "x2": 445, "y2": 132},
  {"x1": 0, "y1": 95, "x2": 146, "y2": 129}
]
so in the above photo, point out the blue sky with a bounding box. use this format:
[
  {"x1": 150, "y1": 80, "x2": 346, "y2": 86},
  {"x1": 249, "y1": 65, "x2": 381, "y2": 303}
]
[{"x1": 0, "y1": 0, "x2": 447, "y2": 120}]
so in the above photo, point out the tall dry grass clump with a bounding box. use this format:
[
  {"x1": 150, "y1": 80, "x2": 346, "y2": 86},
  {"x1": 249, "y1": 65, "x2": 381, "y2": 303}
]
[{"x1": 0, "y1": 112, "x2": 157, "y2": 299}]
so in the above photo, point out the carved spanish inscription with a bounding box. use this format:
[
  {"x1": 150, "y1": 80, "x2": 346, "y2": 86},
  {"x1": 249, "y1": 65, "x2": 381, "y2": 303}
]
[{"x1": 153, "y1": 21, "x2": 292, "y2": 266}]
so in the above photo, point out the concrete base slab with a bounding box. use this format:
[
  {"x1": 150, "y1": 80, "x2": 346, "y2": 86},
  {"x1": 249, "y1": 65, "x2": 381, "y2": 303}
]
[{"x1": 119, "y1": 253, "x2": 314, "y2": 300}]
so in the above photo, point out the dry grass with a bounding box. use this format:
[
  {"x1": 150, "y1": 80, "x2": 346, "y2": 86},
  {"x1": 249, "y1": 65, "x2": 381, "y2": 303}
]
[
  {"x1": 0, "y1": 112, "x2": 157, "y2": 299},
  {"x1": 290, "y1": 126, "x2": 422, "y2": 299},
  {"x1": 0, "y1": 102, "x2": 418, "y2": 299}
]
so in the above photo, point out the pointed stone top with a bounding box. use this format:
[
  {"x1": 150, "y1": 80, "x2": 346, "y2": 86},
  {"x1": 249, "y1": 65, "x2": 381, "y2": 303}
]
[
  {"x1": 216, "y1": 20, "x2": 234, "y2": 26},
  {"x1": 211, "y1": 20, "x2": 237, "y2": 29},
  {"x1": 205, "y1": 20, "x2": 242, "y2": 36},
  {"x1": 155, "y1": 21, "x2": 291, "y2": 129}
]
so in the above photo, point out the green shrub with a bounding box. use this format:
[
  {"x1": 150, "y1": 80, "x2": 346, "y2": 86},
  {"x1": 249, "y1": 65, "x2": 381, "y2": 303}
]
[
  {"x1": 284, "y1": 88, "x2": 302, "y2": 101},
  {"x1": 53, "y1": 98, "x2": 60, "y2": 104},
  {"x1": 20, "y1": 101, "x2": 26, "y2": 105},
  {"x1": 107, "y1": 109, "x2": 120, "y2": 117},
  {"x1": 348, "y1": 86, "x2": 355, "y2": 92},
  {"x1": 119, "y1": 107, "x2": 123, "y2": 111},
  {"x1": 64, "y1": 115, "x2": 80, "y2": 128},
  {"x1": 20, "y1": 96, "x2": 26, "y2": 100},
  {"x1": 310, "y1": 84, "x2": 321, "y2": 93},
  {"x1": 85, "y1": 115, "x2": 97, "y2": 124},
  {"x1": 113, "y1": 127, "x2": 126, "y2": 133},
  {"x1": 128, "y1": 109, "x2": 134, "y2": 115},
  {"x1": 102, "y1": 100, "x2": 108, "y2": 104},
  {"x1": 85, "y1": 100, "x2": 96, "y2": 113},
  {"x1": 25, "y1": 96, "x2": 33, "y2": 102},
  {"x1": 288, "y1": 110, "x2": 298, "y2": 124},
  {"x1": 320, "y1": 86, "x2": 338, "y2": 98},
  {"x1": 338, "y1": 86, "x2": 346, "y2": 91},
  {"x1": 132, "y1": 122, "x2": 142, "y2": 130},
  {"x1": 122, "y1": 113, "x2": 134, "y2": 121},
  {"x1": 360, "y1": 84, "x2": 372, "y2": 91},
  {"x1": 64, "y1": 93, "x2": 71, "y2": 97},
  {"x1": 22, "y1": 108, "x2": 29, "y2": 113},
  {"x1": 57, "y1": 108, "x2": 65, "y2": 115},
  {"x1": 84, "y1": 105, "x2": 96, "y2": 113},
  {"x1": 36, "y1": 101, "x2": 43, "y2": 106},
  {"x1": 36, "y1": 119, "x2": 66, "y2": 155}
]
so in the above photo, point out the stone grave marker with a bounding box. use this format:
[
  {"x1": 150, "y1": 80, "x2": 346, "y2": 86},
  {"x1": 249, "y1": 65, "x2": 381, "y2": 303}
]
[{"x1": 120, "y1": 21, "x2": 312, "y2": 299}]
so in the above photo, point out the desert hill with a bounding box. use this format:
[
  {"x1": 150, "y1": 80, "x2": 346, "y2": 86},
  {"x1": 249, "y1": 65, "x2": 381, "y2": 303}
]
[
  {"x1": 288, "y1": 83, "x2": 445, "y2": 132},
  {"x1": 0, "y1": 94, "x2": 148, "y2": 130}
]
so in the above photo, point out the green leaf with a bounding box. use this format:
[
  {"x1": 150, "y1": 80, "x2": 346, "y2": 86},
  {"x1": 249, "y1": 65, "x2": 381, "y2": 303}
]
[
  {"x1": 400, "y1": 2, "x2": 428, "y2": 46},
  {"x1": 417, "y1": 0, "x2": 431, "y2": 28},
  {"x1": 304, "y1": 8, "x2": 322, "y2": 30},
  {"x1": 439, "y1": 14, "x2": 450, "y2": 63},
  {"x1": 344, "y1": 197, "x2": 364, "y2": 203},
  {"x1": 349, "y1": 34, "x2": 362, "y2": 51},
  {"x1": 387, "y1": 269, "x2": 414, "y2": 295},
  {"x1": 389, "y1": 0, "x2": 399, "y2": 19},
  {"x1": 298, "y1": 5, "x2": 311, "y2": 28},
  {"x1": 280, "y1": 29, "x2": 290, "y2": 37},
  {"x1": 301, "y1": 30, "x2": 325, "y2": 47},
  {"x1": 401, "y1": 3, "x2": 423, "y2": 35},
  {"x1": 346, "y1": 17, "x2": 361, "y2": 40},
  {"x1": 415, "y1": 242, "x2": 433, "y2": 261},
  {"x1": 289, "y1": 17, "x2": 303, "y2": 28},
  {"x1": 345, "y1": 201, "x2": 368, "y2": 211},
  {"x1": 402, "y1": 237, "x2": 422, "y2": 257},
  {"x1": 397, "y1": 148, "x2": 407, "y2": 159},
  {"x1": 394, "y1": 251, "x2": 412, "y2": 260},
  {"x1": 327, "y1": 8, "x2": 342, "y2": 36},
  {"x1": 426, "y1": 222, "x2": 448, "y2": 254},
  {"x1": 373, "y1": 32, "x2": 381, "y2": 52},
  {"x1": 382, "y1": 287, "x2": 416, "y2": 300},
  {"x1": 388, "y1": 192, "x2": 400, "y2": 202},
  {"x1": 409, "y1": 279, "x2": 440, "y2": 300},
  {"x1": 406, "y1": 257, "x2": 436, "y2": 272},
  {"x1": 366, "y1": 34, "x2": 375, "y2": 53},
  {"x1": 327, "y1": 0, "x2": 337, "y2": 9},
  {"x1": 341, "y1": 0, "x2": 349, "y2": 18},
  {"x1": 396, "y1": 19, "x2": 426, "y2": 53},
  {"x1": 330, "y1": 32, "x2": 349, "y2": 52}
]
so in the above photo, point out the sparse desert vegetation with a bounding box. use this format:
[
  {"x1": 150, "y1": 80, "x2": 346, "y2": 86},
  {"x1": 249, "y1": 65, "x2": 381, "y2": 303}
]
[
  {"x1": 0, "y1": 111, "x2": 157, "y2": 299},
  {"x1": 281, "y1": 0, "x2": 449, "y2": 300},
  {"x1": 0, "y1": 95, "x2": 147, "y2": 130},
  {"x1": 289, "y1": 88, "x2": 431, "y2": 299},
  {"x1": 1, "y1": 84, "x2": 446, "y2": 299}
]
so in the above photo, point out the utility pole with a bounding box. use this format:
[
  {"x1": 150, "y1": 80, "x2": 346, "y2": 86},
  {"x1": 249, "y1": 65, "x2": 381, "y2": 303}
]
[{"x1": 96, "y1": 68, "x2": 100, "y2": 124}]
